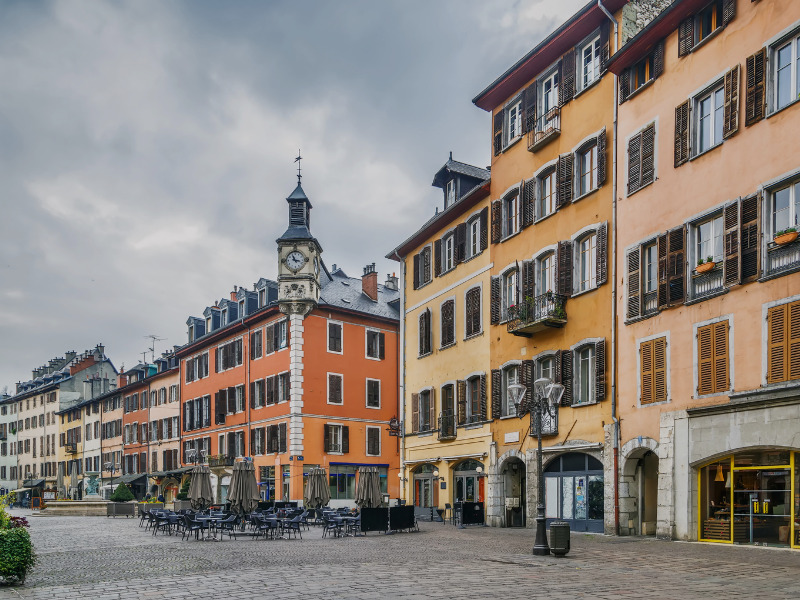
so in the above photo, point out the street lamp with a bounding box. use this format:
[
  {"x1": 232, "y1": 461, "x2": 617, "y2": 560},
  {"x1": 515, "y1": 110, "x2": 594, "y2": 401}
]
[
  {"x1": 430, "y1": 469, "x2": 442, "y2": 522},
  {"x1": 104, "y1": 461, "x2": 118, "y2": 500},
  {"x1": 509, "y1": 377, "x2": 564, "y2": 556}
]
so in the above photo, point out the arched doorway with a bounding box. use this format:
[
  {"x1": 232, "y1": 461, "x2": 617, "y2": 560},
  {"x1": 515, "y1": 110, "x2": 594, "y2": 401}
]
[
  {"x1": 544, "y1": 452, "x2": 604, "y2": 533},
  {"x1": 413, "y1": 464, "x2": 438, "y2": 521},
  {"x1": 622, "y1": 449, "x2": 659, "y2": 535},
  {"x1": 452, "y1": 459, "x2": 484, "y2": 504},
  {"x1": 500, "y1": 457, "x2": 526, "y2": 527}
]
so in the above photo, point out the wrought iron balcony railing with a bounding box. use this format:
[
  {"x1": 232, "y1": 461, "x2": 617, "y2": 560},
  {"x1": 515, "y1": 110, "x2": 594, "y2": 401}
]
[
  {"x1": 64, "y1": 443, "x2": 77, "y2": 454},
  {"x1": 507, "y1": 293, "x2": 568, "y2": 337},
  {"x1": 766, "y1": 239, "x2": 800, "y2": 277},
  {"x1": 690, "y1": 264, "x2": 725, "y2": 301},
  {"x1": 527, "y1": 108, "x2": 561, "y2": 152},
  {"x1": 438, "y1": 411, "x2": 456, "y2": 441},
  {"x1": 207, "y1": 454, "x2": 235, "y2": 468}
]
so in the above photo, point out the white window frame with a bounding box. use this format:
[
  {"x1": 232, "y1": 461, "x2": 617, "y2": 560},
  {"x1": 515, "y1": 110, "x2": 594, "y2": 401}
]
[
  {"x1": 501, "y1": 266, "x2": 518, "y2": 323},
  {"x1": 445, "y1": 179, "x2": 456, "y2": 208},
  {"x1": 258, "y1": 287, "x2": 267, "y2": 307},
  {"x1": 365, "y1": 426, "x2": 381, "y2": 457},
  {"x1": 419, "y1": 244, "x2": 433, "y2": 286},
  {"x1": 535, "y1": 160, "x2": 558, "y2": 221},
  {"x1": 569, "y1": 337, "x2": 603, "y2": 406},
  {"x1": 365, "y1": 378, "x2": 381, "y2": 409},
  {"x1": 221, "y1": 307, "x2": 228, "y2": 326},
  {"x1": 327, "y1": 320, "x2": 344, "y2": 355},
  {"x1": 770, "y1": 30, "x2": 800, "y2": 114},
  {"x1": 465, "y1": 373, "x2": 483, "y2": 424},
  {"x1": 467, "y1": 215, "x2": 481, "y2": 259},
  {"x1": 505, "y1": 98, "x2": 523, "y2": 145},
  {"x1": 327, "y1": 373, "x2": 344, "y2": 406},
  {"x1": 443, "y1": 232, "x2": 455, "y2": 272},
  {"x1": 692, "y1": 79, "x2": 725, "y2": 157},
  {"x1": 538, "y1": 66, "x2": 560, "y2": 131},
  {"x1": 533, "y1": 350, "x2": 557, "y2": 382},
  {"x1": 690, "y1": 211, "x2": 724, "y2": 266},
  {"x1": 573, "y1": 230, "x2": 597, "y2": 294},
  {"x1": 768, "y1": 176, "x2": 800, "y2": 239},
  {"x1": 327, "y1": 424, "x2": 343, "y2": 454},
  {"x1": 500, "y1": 360, "x2": 521, "y2": 417},
  {"x1": 577, "y1": 33, "x2": 601, "y2": 91},
  {"x1": 418, "y1": 388, "x2": 433, "y2": 431},
  {"x1": 365, "y1": 328, "x2": 383, "y2": 360},
  {"x1": 643, "y1": 241, "x2": 658, "y2": 294},
  {"x1": 576, "y1": 142, "x2": 598, "y2": 199},
  {"x1": 534, "y1": 245, "x2": 558, "y2": 297}
]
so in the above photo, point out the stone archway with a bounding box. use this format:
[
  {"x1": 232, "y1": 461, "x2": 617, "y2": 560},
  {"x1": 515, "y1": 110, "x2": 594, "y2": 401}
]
[
  {"x1": 619, "y1": 437, "x2": 659, "y2": 536},
  {"x1": 496, "y1": 451, "x2": 526, "y2": 527}
]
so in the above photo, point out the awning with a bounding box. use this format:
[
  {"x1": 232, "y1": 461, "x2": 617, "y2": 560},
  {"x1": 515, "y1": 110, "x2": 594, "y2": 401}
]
[
  {"x1": 116, "y1": 474, "x2": 147, "y2": 484},
  {"x1": 22, "y1": 479, "x2": 45, "y2": 488},
  {"x1": 11, "y1": 488, "x2": 31, "y2": 493},
  {"x1": 150, "y1": 466, "x2": 193, "y2": 478}
]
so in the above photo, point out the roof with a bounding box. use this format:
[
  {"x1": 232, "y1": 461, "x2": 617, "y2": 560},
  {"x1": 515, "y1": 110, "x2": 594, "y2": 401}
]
[
  {"x1": 318, "y1": 268, "x2": 400, "y2": 321},
  {"x1": 276, "y1": 225, "x2": 319, "y2": 244},
  {"x1": 386, "y1": 180, "x2": 491, "y2": 261},
  {"x1": 472, "y1": 0, "x2": 626, "y2": 111},
  {"x1": 286, "y1": 182, "x2": 313, "y2": 207},
  {"x1": 116, "y1": 473, "x2": 148, "y2": 484},
  {"x1": 606, "y1": 0, "x2": 708, "y2": 74},
  {"x1": 150, "y1": 466, "x2": 194, "y2": 478},
  {"x1": 432, "y1": 158, "x2": 490, "y2": 189}
]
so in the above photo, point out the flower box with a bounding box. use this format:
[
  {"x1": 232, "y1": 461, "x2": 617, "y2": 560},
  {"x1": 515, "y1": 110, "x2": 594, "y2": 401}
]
[
  {"x1": 774, "y1": 231, "x2": 798, "y2": 246},
  {"x1": 695, "y1": 261, "x2": 716, "y2": 274}
]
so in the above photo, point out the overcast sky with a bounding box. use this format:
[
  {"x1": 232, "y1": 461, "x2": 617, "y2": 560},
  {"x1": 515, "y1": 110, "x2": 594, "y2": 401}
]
[{"x1": 0, "y1": 0, "x2": 589, "y2": 390}]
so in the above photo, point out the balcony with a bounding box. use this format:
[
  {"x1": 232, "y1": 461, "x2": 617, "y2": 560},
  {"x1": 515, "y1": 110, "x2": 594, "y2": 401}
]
[
  {"x1": 507, "y1": 293, "x2": 568, "y2": 337},
  {"x1": 527, "y1": 108, "x2": 561, "y2": 152},
  {"x1": 766, "y1": 238, "x2": 800, "y2": 277},
  {"x1": 689, "y1": 264, "x2": 725, "y2": 302},
  {"x1": 529, "y1": 407, "x2": 559, "y2": 437},
  {"x1": 207, "y1": 454, "x2": 234, "y2": 468},
  {"x1": 438, "y1": 411, "x2": 456, "y2": 441},
  {"x1": 64, "y1": 443, "x2": 77, "y2": 454}
]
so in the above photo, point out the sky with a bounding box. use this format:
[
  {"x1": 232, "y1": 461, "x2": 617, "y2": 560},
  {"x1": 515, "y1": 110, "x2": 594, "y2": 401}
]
[{"x1": 0, "y1": 0, "x2": 590, "y2": 391}]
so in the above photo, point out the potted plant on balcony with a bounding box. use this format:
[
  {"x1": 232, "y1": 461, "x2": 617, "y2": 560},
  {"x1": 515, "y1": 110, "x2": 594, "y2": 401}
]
[
  {"x1": 774, "y1": 227, "x2": 798, "y2": 246},
  {"x1": 696, "y1": 256, "x2": 716, "y2": 274}
]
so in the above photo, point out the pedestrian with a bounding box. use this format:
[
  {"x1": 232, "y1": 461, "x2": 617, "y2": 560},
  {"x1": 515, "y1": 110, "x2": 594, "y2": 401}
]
[
  {"x1": 157, "y1": 493, "x2": 165, "y2": 503},
  {"x1": 145, "y1": 492, "x2": 152, "y2": 501}
]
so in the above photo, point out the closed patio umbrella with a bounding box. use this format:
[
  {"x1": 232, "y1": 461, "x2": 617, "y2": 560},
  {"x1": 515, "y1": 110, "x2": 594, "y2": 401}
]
[
  {"x1": 57, "y1": 462, "x2": 65, "y2": 499},
  {"x1": 304, "y1": 467, "x2": 330, "y2": 508},
  {"x1": 188, "y1": 465, "x2": 214, "y2": 510},
  {"x1": 69, "y1": 461, "x2": 79, "y2": 500},
  {"x1": 228, "y1": 461, "x2": 259, "y2": 514},
  {"x1": 355, "y1": 466, "x2": 382, "y2": 508}
]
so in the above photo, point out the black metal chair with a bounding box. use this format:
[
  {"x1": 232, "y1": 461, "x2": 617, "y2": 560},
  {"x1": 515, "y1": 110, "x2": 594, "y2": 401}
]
[
  {"x1": 283, "y1": 515, "x2": 303, "y2": 539},
  {"x1": 182, "y1": 514, "x2": 208, "y2": 541},
  {"x1": 217, "y1": 514, "x2": 240, "y2": 540}
]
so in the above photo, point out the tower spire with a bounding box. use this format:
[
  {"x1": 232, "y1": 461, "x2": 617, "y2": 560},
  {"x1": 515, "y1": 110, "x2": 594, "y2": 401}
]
[{"x1": 294, "y1": 149, "x2": 302, "y2": 185}]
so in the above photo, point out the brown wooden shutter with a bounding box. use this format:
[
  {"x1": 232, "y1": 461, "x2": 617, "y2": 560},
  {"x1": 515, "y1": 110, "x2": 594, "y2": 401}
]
[
  {"x1": 490, "y1": 276, "x2": 501, "y2": 325},
  {"x1": 596, "y1": 129, "x2": 607, "y2": 186},
  {"x1": 674, "y1": 100, "x2": 691, "y2": 167},
  {"x1": 493, "y1": 111, "x2": 504, "y2": 156},
  {"x1": 678, "y1": 17, "x2": 694, "y2": 57},
  {"x1": 323, "y1": 424, "x2": 330, "y2": 452},
  {"x1": 556, "y1": 58, "x2": 565, "y2": 107},
  {"x1": 560, "y1": 49, "x2": 575, "y2": 105},
  {"x1": 413, "y1": 253, "x2": 420, "y2": 290},
  {"x1": 641, "y1": 123, "x2": 656, "y2": 186},
  {"x1": 518, "y1": 360, "x2": 534, "y2": 417},
  {"x1": 434, "y1": 238, "x2": 442, "y2": 277},
  {"x1": 722, "y1": 0, "x2": 736, "y2": 26},
  {"x1": 455, "y1": 223, "x2": 467, "y2": 263},
  {"x1": 600, "y1": 22, "x2": 610, "y2": 72},
  {"x1": 491, "y1": 200, "x2": 502, "y2": 243},
  {"x1": 522, "y1": 259, "x2": 534, "y2": 302},
  {"x1": 521, "y1": 179, "x2": 535, "y2": 228},
  {"x1": 723, "y1": 64, "x2": 740, "y2": 139},
  {"x1": 595, "y1": 339, "x2": 606, "y2": 402},
  {"x1": 640, "y1": 339, "x2": 654, "y2": 405},
  {"x1": 740, "y1": 192, "x2": 761, "y2": 282},
  {"x1": 378, "y1": 333, "x2": 385, "y2": 360},
  {"x1": 524, "y1": 82, "x2": 537, "y2": 134},
  {"x1": 480, "y1": 206, "x2": 489, "y2": 250},
  {"x1": 249, "y1": 429, "x2": 255, "y2": 456},
  {"x1": 697, "y1": 323, "x2": 714, "y2": 395},
  {"x1": 560, "y1": 350, "x2": 573, "y2": 406},
  {"x1": 266, "y1": 326, "x2": 275, "y2": 354},
  {"x1": 479, "y1": 374, "x2": 487, "y2": 421},
  {"x1": 667, "y1": 226, "x2": 686, "y2": 305},
  {"x1": 456, "y1": 380, "x2": 466, "y2": 425},
  {"x1": 249, "y1": 382, "x2": 255, "y2": 410},
  {"x1": 491, "y1": 370, "x2": 501, "y2": 419},
  {"x1": 745, "y1": 48, "x2": 766, "y2": 126},
  {"x1": 619, "y1": 68, "x2": 631, "y2": 103},
  {"x1": 411, "y1": 393, "x2": 419, "y2": 433},
  {"x1": 653, "y1": 337, "x2": 667, "y2": 403},
  {"x1": 767, "y1": 305, "x2": 787, "y2": 384},
  {"x1": 428, "y1": 388, "x2": 435, "y2": 432},
  {"x1": 652, "y1": 40, "x2": 665, "y2": 79},
  {"x1": 556, "y1": 154, "x2": 574, "y2": 207},
  {"x1": 789, "y1": 301, "x2": 800, "y2": 381},
  {"x1": 556, "y1": 241, "x2": 573, "y2": 296},
  {"x1": 627, "y1": 132, "x2": 642, "y2": 194},
  {"x1": 657, "y1": 233, "x2": 669, "y2": 309},
  {"x1": 341, "y1": 425, "x2": 349, "y2": 453},
  {"x1": 213, "y1": 348, "x2": 219, "y2": 373},
  {"x1": 279, "y1": 423, "x2": 287, "y2": 453},
  {"x1": 713, "y1": 321, "x2": 730, "y2": 393},
  {"x1": 597, "y1": 222, "x2": 608, "y2": 286},
  {"x1": 626, "y1": 247, "x2": 641, "y2": 319},
  {"x1": 723, "y1": 200, "x2": 741, "y2": 286}
]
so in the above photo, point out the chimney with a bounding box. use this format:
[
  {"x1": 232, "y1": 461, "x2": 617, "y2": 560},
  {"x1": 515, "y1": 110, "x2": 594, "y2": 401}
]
[
  {"x1": 65, "y1": 350, "x2": 77, "y2": 363},
  {"x1": 230, "y1": 286, "x2": 238, "y2": 301},
  {"x1": 362, "y1": 263, "x2": 378, "y2": 301},
  {"x1": 385, "y1": 272, "x2": 398, "y2": 291},
  {"x1": 118, "y1": 371, "x2": 128, "y2": 388}
]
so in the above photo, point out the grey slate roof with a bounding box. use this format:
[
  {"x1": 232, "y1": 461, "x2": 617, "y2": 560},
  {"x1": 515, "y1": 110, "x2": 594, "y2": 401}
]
[
  {"x1": 318, "y1": 266, "x2": 399, "y2": 320},
  {"x1": 432, "y1": 159, "x2": 490, "y2": 188},
  {"x1": 277, "y1": 225, "x2": 319, "y2": 244}
]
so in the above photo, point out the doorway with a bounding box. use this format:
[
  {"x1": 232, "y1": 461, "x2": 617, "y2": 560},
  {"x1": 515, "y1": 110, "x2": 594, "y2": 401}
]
[
  {"x1": 413, "y1": 464, "x2": 438, "y2": 521},
  {"x1": 544, "y1": 452, "x2": 604, "y2": 533},
  {"x1": 502, "y1": 457, "x2": 526, "y2": 527}
]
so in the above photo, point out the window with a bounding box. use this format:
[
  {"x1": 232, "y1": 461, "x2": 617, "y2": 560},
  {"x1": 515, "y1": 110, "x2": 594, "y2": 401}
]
[
  {"x1": 577, "y1": 143, "x2": 598, "y2": 197},
  {"x1": 697, "y1": 320, "x2": 730, "y2": 395},
  {"x1": 538, "y1": 168, "x2": 557, "y2": 219},
  {"x1": 366, "y1": 379, "x2": 380, "y2": 408},
  {"x1": 441, "y1": 299, "x2": 455, "y2": 347},
  {"x1": 643, "y1": 243, "x2": 658, "y2": 294},
  {"x1": 443, "y1": 234, "x2": 455, "y2": 271},
  {"x1": 216, "y1": 339, "x2": 243, "y2": 371},
  {"x1": 328, "y1": 321, "x2": 342, "y2": 353},
  {"x1": 328, "y1": 374, "x2": 343, "y2": 405},
  {"x1": 418, "y1": 390, "x2": 432, "y2": 431},
  {"x1": 502, "y1": 365, "x2": 519, "y2": 417},
  {"x1": 466, "y1": 376, "x2": 482, "y2": 424},
  {"x1": 771, "y1": 180, "x2": 800, "y2": 236},
  {"x1": 574, "y1": 346, "x2": 595, "y2": 405},
  {"x1": 627, "y1": 122, "x2": 656, "y2": 195},
  {"x1": 418, "y1": 309, "x2": 432, "y2": 356},
  {"x1": 258, "y1": 287, "x2": 267, "y2": 307},
  {"x1": 365, "y1": 330, "x2": 385, "y2": 359},
  {"x1": 465, "y1": 287, "x2": 482, "y2": 338},
  {"x1": 221, "y1": 307, "x2": 228, "y2": 326},
  {"x1": 324, "y1": 424, "x2": 348, "y2": 454},
  {"x1": 774, "y1": 33, "x2": 800, "y2": 112},
  {"x1": 695, "y1": 214, "x2": 724, "y2": 265},
  {"x1": 678, "y1": 0, "x2": 733, "y2": 57},
  {"x1": 502, "y1": 192, "x2": 519, "y2": 238},
  {"x1": 537, "y1": 252, "x2": 555, "y2": 296},
  {"x1": 235, "y1": 385, "x2": 245, "y2": 413},
  {"x1": 576, "y1": 233, "x2": 597, "y2": 293},
  {"x1": 328, "y1": 464, "x2": 356, "y2": 499},
  {"x1": 468, "y1": 217, "x2": 481, "y2": 258},
  {"x1": 264, "y1": 319, "x2": 288, "y2": 354},
  {"x1": 766, "y1": 300, "x2": 800, "y2": 384},
  {"x1": 366, "y1": 427, "x2": 380, "y2": 456},
  {"x1": 413, "y1": 246, "x2": 433, "y2": 289},
  {"x1": 265, "y1": 372, "x2": 290, "y2": 405},
  {"x1": 445, "y1": 179, "x2": 456, "y2": 209},
  {"x1": 697, "y1": 0, "x2": 723, "y2": 44},
  {"x1": 695, "y1": 83, "x2": 724, "y2": 155},
  {"x1": 537, "y1": 355, "x2": 554, "y2": 381},
  {"x1": 540, "y1": 70, "x2": 560, "y2": 126},
  {"x1": 579, "y1": 35, "x2": 600, "y2": 90},
  {"x1": 640, "y1": 337, "x2": 668, "y2": 404},
  {"x1": 502, "y1": 269, "x2": 518, "y2": 322},
  {"x1": 506, "y1": 99, "x2": 522, "y2": 144},
  {"x1": 250, "y1": 329, "x2": 263, "y2": 360}
]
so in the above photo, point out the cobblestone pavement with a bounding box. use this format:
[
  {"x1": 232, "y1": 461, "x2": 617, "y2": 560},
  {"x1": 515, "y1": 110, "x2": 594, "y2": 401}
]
[{"x1": 3, "y1": 508, "x2": 800, "y2": 599}]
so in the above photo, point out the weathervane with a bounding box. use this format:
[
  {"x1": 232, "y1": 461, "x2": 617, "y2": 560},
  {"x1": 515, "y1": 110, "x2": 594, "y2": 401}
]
[{"x1": 294, "y1": 149, "x2": 302, "y2": 185}]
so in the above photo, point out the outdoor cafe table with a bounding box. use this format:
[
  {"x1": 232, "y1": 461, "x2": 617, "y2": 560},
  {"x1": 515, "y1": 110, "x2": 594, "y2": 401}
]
[{"x1": 195, "y1": 514, "x2": 226, "y2": 541}]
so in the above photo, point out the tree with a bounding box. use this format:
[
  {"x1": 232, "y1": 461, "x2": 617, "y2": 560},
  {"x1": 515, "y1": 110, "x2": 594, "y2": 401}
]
[
  {"x1": 109, "y1": 483, "x2": 134, "y2": 502},
  {"x1": 176, "y1": 476, "x2": 191, "y2": 501}
]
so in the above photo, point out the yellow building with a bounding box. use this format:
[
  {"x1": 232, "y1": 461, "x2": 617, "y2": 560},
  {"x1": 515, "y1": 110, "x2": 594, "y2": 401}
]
[{"x1": 388, "y1": 156, "x2": 492, "y2": 522}]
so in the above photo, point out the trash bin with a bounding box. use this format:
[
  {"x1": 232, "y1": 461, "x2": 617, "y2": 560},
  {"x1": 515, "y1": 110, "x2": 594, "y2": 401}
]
[{"x1": 549, "y1": 521, "x2": 570, "y2": 556}]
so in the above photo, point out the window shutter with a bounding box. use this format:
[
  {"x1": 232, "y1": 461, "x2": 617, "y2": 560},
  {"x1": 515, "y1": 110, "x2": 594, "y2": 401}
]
[
  {"x1": 524, "y1": 82, "x2": 537, "y2": 134},
  {"x1": 556, "y1": 58, "x2": 566, "y2": 107},
  {"x1": 455, "y1": 223, "x2": 467, "y2": 263},
  {"x1": 722, "y1": 0, "x2": 736, "y2": 26},
  {"x1": 323, "y1": 424, "x2": 330, "y2": 453},
  {"x1": 213, "y1": 348, "x2": 218, "y2": 373},
  {"x1": 250, "y1": 430, "x2": 255, "y2": 457},
  {"x1": 491, "y1": 369, "x2": 502, "y2": 419},
  {"x1": 678, "y1": 17, "x2": 694, "y2": 57},
  {"x1": 697, "y1": 324, "x2": 714, "y2": 394},
  {"x1": 674, "y1": 100, "x2": 691, "y2": 167},
  {"x1": 490, "y1": 276, "x2": 501, "y2": 325},
  {"x1": 518, "y1": 360, "x2": 534, "y2": 417},
  {"x1": 491, "y1": 200, "x2": 502, "y2": 243},
  {"x1": 522, "y1": 259, "x2": 534, "y2": 302},
  {"x1": 560, "y1": 350, "x2": 573, "y2": 406},
  {"x1": 556, "y1": 154, "x2": 574, "y2": 207},
  {"x1": 627, "y1": 132, "x2": 642, "y2": 194},
  {"x1": 656, "y1": 233, "x2": 668, "y2": 309},
  {"x1": 560, "y1": 49, "x2": 575, "y2": 105},
  {"x1": 599, "y1": 22, "x2": 610, "y2": 72},
  {"x1": 654, "y1": 337, "x2": 667, "y2": 403},
  {"x1": 767, "y1": 305, "x2": 787, "y2": 384},
  {"x1": 215, "y1": 392, "x2": 225, "y2": 425},
  {"x1": 640, "y1": 339, "x2": 654, "y2": 405},
  {"x1": 378, "y1": 332, "x2": 385, "y2": 360},
  {"x1": 457, "y1": 380, "x2": 466, "y2": 426},
  {"x1": 641, "y1": 123, "x2": 656, "y2": 186},
  {"x1": 740, "y1": 192, "x2": 761, "y2": 282},
  {"x1": 434, "y1": 238, "x2": 442, "y2": 277},
  {"x1": 521, "y1": 179, "x2": 536, "y2": 228},
  {"x1": 652, "y1": 40, "x2": 665, "y2": 79},
  {"x1": 745, "y1": 48, "x2": 766, "y2": 126},
  {"x1": 626, "y1": 247, "x2": 641, "y2": 319},
  {"x1": 597, "y1": 222, "x2": 608, "y2": 286},
  {"x1": 619, "y1": 68, "x2": 631, "y2": 103},
  {"x1": 723, "y1": 65, "x2": 740, "y2": 139},
  {"x1": 789, "y1": 301, "x2": 800, "y2": 381},
  {"x1": 666, "y1": 226, "x2": 686, "y2": 306},
  {"x1": 266, "y1": 326, "x2": 275, "y2": 354},
  {"x1": 493, "y1": 111, "x2": 504, "y2": 156},
  {"x1": 723, "y1": 200, "x2": 741, "y2": 286},
  {"x1": 479, "y1": 374, "x2": 487, "y2": 421},
  {"x1": 595, "y1": 339, "x2": 606, "y2": 402},
  {"x1": 249, "y1": 382, "x2": 255, "y2": 410},
  {"x1": 428, "y1": 388, "x2": 435, "y2": 434},
  {"x1": 713, "y1": 321, "x2": 730, "y2": 393},
  {"x1": 596, "y1": 129, "x2": 607, "y2": 186},
  {"x1": 480, "y1": 206, "x2": 489, "y2": 250},
  {"x1": 413, "y1": 253, "x2": 420, "y2": 290},
  {"x1": 227, "y1": 386, "x2": 236, "y2": 414},
  {"x1": 411, "y1": 393, "x2": 419, "y2": 433},
  {"x1": 279, "y1": 423, "x2": 287, "y2": 454},
  {"x1": 556, "y1": 240, "x2": 573, "y2": 296}
]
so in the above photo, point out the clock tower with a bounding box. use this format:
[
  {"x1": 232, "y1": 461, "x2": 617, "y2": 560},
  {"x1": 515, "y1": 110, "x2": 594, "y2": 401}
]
[{"x1": 276, "y1": 176, "x2": 322, "y2": 316}]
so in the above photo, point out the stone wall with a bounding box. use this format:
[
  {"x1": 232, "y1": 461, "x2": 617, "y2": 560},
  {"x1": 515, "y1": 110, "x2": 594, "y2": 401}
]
[{"x1": 622, "y1": 0, "x2": 675, "y2": 46}]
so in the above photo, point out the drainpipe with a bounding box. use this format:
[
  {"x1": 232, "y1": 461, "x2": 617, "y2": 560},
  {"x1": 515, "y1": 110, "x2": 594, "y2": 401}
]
[
  {"x1": 398, "y1": 255, "x2": 407, "y2": 504},
  {"x1": 598, "y1": 0, "x2": 621, "y2": 536}
]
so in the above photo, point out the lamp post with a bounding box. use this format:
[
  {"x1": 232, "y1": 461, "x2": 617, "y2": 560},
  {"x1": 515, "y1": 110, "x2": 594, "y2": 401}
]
[
  {"x1": 104, "y1": 461, "x2": 117, "y2": 500},
  {"x1": 429, "y1": 469, "x2": 442, "y2": 522},
  {"x1": 509, "y1": 377, "x2": 564, "y2": 556},
  {"x1": 397, "y1": 470, "x2": 409, "y2": 506}
]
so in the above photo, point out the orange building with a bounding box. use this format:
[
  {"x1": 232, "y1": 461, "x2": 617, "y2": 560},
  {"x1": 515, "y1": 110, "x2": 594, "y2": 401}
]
[{"x1": 177, "y1": 179, "x2": 400, "y2": 507}]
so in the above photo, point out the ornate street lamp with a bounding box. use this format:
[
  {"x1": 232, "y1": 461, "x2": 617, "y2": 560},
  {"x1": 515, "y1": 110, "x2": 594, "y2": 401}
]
[
  {"x1": 104, "y1": 461, "x2": 118, "y2": 499},
  {"x1": 509, "y1": 377, "x2": 564, "y2": 556},
  {"x1": 430, "y1": 469, "x2": 443, "y2": 522}
]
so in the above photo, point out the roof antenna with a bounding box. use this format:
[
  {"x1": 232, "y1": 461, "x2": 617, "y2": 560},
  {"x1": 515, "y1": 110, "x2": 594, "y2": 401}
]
[
  {"x1": 294, "y1": 149, "x2": 302, "y2": 185},
  {"x1": 449, "y1": 151, "x2": 453, "y2": 160}
]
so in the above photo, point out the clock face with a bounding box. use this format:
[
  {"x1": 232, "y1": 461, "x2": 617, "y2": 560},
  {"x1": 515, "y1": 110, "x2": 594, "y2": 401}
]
[{"x1": 285, "y1": 250, "x2": 306, "y2": 271}]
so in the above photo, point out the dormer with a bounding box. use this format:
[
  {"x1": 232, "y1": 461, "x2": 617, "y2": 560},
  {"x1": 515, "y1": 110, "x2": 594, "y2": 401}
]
[
  {"x1": 218, "y1": 298, "x2": 238, "y2": 326},
  {"x1": 255, "y1": 278, "x2": 279, "y2": 308},
  {"x1": 432, "y1": 153, "x2": 490, "y2": 211},
  {"x1": 186, "y1": 317, "x2": 205, "y2": 343},
  {"x1": 236, "y1": 287, "x2": 259, "y2": 317},
  {"x1": 203, "y1": 305, "x2": 221, "y2": 333}
]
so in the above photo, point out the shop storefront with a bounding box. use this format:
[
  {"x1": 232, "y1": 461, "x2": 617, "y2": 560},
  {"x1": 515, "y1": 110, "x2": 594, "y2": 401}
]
[
  {"x1": 544, "y1": 452, "x2": 604, "y2": 533},
  {"x1": 699, "y1": 450, "x2": 798, "y2": 548},
  {"x1": 452, "y1": 459, "x2": 485, "y2": 504}
]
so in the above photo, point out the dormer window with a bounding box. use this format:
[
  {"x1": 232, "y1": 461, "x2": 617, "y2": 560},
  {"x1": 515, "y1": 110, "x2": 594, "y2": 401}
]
[
  {"x1": 258, "y1": 288, "x2": 266, "y2": 307},
  {"x1": 238, "y1": 299, "x2": 245, "y2": 317},
  {"x1": 188, "y1": 324, "x2": 195, "y2": 343},
  {"x1": 445, "y1": 179, "x2": 456, "y2": 209},
  {"x1": 221, "y1": 308, "x2": 228, "y2": 326},
  {"x1": 206, "y1": 316, "x2": 211, "y2": 332}
]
